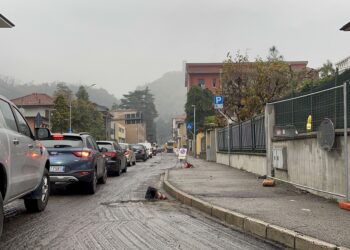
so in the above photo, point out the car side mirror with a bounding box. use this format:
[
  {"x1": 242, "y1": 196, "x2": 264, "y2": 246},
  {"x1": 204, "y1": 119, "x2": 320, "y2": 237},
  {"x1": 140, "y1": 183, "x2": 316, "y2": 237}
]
[
  {"x1": 100, "y1": 147, "x2": 108, "y2": 153},
  {"x1": 35, "y1": 128, "x2": 51, "y2": 140}
]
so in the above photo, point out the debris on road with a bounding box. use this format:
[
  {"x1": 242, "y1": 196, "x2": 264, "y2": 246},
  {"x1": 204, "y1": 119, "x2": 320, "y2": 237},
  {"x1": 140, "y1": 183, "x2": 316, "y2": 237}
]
[
  {"x1": 262, "y1": 179, "x2": 275, "y2": 187},
  {"x1": 145, "y1": 186, "x2": 167, "y2": 200},
  {"x1": 183, "y1": 162, "x2": 194, "y2": 168}
]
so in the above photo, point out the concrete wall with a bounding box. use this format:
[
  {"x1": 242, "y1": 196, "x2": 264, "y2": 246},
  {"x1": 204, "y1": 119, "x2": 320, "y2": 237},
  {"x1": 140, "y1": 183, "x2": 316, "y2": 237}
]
[
  {"x1": 272, "y1": 136, "x2": 348, "y2": 200},
  {"x1": 216, "y1": 152, "x2": 266, "y2": 176},
  {"x1": 265, "y1": 104, "x2": 350, "y2": 201}
]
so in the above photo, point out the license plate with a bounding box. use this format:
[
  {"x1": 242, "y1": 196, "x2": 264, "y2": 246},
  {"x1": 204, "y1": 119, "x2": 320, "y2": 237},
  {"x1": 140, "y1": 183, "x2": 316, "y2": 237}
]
[{"x1": 50, "y1": 166, "x2": 65, "y2": 173}]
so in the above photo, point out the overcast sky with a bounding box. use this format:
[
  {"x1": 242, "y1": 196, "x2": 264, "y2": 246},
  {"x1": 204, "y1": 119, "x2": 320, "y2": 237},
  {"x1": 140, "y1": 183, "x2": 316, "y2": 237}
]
[{"x1": 1, "y1": 0, "x2": 350, "y2": 97}]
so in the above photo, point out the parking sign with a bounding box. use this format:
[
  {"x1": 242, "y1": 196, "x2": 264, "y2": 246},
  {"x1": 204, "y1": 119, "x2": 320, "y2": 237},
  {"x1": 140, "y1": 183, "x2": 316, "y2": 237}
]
[{"x1": 214, "y1": 96, "x2": 223, "y2": 109}]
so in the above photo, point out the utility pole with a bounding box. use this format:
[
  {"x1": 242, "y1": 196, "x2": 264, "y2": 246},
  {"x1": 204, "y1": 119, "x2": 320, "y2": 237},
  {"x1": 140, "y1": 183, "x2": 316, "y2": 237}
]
[{"x1": 192, "y1": 105, "x2": 196, "y2": 158}]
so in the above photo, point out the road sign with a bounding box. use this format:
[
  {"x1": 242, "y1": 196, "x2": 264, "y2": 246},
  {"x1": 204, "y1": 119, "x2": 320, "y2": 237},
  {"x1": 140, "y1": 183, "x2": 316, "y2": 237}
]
[
  {"x1": 178, "y1": 148, "x2": 187, "y2": 160},
  {"x1": 35, "y1": 112, "x2": 42, "y2": 128},
  {"x1": 187, "y1": 122, "x2": 193, "y2": 130},
  {"x1": 214, "y1": 96, "x2": 223, "y2": 109}
]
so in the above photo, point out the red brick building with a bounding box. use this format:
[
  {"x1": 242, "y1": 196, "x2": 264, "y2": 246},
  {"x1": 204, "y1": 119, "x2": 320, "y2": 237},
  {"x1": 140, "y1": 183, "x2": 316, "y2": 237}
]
[{"x1": 185, "y1": 61, "x2": 314, "y2": 93}]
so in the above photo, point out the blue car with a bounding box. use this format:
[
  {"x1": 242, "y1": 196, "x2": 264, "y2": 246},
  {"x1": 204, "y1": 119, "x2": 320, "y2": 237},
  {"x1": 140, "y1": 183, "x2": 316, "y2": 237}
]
[{"x1": 40, "y1": 133, "x2": 107, "y2": 194}]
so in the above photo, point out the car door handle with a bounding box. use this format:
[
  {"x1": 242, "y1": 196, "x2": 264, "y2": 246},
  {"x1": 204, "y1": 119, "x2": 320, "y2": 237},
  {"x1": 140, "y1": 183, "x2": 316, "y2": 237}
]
[{"x1": 12, "y1": 139, "x2": 19, "y2": 145}]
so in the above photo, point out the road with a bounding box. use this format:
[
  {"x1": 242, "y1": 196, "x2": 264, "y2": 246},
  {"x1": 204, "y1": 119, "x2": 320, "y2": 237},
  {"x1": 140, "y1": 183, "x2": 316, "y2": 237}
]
[{"x1": 0, "y1": 154, "x2": 280, "y2": 250}]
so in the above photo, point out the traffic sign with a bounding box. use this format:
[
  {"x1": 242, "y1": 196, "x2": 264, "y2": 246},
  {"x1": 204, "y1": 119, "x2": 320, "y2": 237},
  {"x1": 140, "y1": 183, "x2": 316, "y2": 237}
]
[
  {"x1": 187, "y1": 122, "x2": 193, "y2": 130},
  {"x1": 214, "y1": 96, "x2": 223, "y2": 109}
]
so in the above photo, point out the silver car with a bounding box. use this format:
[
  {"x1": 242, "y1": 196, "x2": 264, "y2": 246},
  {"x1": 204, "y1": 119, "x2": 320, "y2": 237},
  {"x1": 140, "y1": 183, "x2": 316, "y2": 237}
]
[{"x1": 0, "y1": 96, "x2": 50, "y2": 238}]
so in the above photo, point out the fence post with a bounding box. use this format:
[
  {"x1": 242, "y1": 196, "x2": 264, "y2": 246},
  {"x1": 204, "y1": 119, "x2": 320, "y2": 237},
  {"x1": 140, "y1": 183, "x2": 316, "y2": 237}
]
[
  {"x1": 251, "y1": 117, "x2": 255, "y2": 151},
  {"x1": 344, "y1": 81, "x2": 349, "y2": 201},
  {"x1": 265, "y1": 104, "x2": 275, "y2": 177}
]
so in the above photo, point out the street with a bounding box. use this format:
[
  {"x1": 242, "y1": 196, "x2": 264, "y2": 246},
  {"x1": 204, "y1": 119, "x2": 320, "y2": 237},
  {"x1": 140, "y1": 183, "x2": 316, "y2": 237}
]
[{"x1": 0, "y1": 154, "x2": 279, "y2": 250}]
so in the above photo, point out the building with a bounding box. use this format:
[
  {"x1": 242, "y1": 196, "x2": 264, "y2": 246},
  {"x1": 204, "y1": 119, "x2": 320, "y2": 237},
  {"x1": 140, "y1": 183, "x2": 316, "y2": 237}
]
[
  {"x1": 111, "y1": 122, "x2": 126, "y2": 143},
  {"x1": 111, "y1": 109, "x2": 146, "y2": 144},
  {"x1": 11, "y1": 93, "x2": 54, "y2": 131},
  {"x1": 94, "y1": 104, "x2": 113, "y2": 140},
  {"x1": 185, "y1": 61, "x2": 313, "y2": 93},
  {"x1": 172, "y1": 114, "x2": 187, "y2": 148},
  {"x1": 336, "y1": 56, "x2": 350, "y2": 74}
]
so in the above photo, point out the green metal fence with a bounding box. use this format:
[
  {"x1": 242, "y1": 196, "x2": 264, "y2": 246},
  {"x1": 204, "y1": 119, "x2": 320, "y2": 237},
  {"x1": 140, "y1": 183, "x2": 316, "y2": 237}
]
[{"x1": 275, "y1": 80, "x2": 349, "y2": 133}]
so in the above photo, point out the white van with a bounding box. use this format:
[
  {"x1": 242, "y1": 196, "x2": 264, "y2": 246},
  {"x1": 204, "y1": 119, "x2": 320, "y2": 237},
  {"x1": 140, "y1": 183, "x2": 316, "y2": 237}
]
[{"x1": 139, "y1": 142, "x2": 153, "y2": 158}]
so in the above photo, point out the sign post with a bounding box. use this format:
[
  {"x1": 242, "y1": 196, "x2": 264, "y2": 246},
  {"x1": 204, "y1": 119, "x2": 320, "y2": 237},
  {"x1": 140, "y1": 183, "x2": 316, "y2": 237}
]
[{"x1": 214, "y1": 96, "x2": 231, "y2": 166}]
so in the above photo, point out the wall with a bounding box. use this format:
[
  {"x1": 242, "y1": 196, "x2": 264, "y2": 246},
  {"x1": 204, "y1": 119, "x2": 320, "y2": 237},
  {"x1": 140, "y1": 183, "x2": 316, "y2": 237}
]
[
  {"x1": 216, "y1": 152, "x2": 266, "y2": 176},
  {"x1": 125, "y1": 123, "x2": 146, "y2": 144},
  {"x1": 272, "y1": 136, "x2": 348, "y2": 200},
  {"x1": 196, "y1": 132, "x2": 204, "y2": 157},
  {"x1": 265, "y1": 104, "x2": 350, "y2": 201}
]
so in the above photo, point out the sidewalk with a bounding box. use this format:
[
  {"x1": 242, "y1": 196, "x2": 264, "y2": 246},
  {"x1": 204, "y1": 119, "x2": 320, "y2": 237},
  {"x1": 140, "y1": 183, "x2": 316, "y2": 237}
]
[{"x1": 166, "y1": 157, "x2": 350, "y2": 249}]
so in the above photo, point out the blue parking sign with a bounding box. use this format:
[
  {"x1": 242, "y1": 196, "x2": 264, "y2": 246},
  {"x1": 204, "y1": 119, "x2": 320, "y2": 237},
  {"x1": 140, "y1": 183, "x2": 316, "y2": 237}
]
[
  {"x1": 214, "y1": 96, "x2": 223, "y2": 109},
  {"x1": 187, "y1": 122, "x2": 193, "y2": 130}
]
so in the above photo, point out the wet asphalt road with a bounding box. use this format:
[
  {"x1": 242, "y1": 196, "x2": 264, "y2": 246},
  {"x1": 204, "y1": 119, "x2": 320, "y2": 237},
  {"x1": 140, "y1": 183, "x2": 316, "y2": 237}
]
[{"x1": 0, "y1": 153, "x2": 280, "y2": 250}]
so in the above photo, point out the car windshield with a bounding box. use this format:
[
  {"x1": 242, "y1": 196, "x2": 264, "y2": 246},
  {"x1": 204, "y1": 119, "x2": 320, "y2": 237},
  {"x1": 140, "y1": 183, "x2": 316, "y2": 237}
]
[
  {"x1": 41, "y1": 136, "x2": 83, "y2": 148},
  {"x1": 96, "y1": 143, "x2": 114, "y2": 151}
]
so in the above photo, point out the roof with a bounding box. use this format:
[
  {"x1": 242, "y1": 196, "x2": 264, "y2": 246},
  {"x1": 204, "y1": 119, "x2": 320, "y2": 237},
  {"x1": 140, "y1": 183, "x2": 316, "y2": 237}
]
[
  {"x1": 340, "y1": 21, "x2": 350, "y2": 31},
  {"x1": 0, "y1": 14, "x2": 15, "y2": 28},
  {"x1": 11, "y1": 93, "x2": 54, "y2": 107}
]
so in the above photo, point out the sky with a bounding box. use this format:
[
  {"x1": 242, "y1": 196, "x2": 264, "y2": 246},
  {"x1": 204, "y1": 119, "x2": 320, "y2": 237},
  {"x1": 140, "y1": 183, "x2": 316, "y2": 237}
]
[{"x1": 1, "y1": 0, "x2": 350, "y2": 98}]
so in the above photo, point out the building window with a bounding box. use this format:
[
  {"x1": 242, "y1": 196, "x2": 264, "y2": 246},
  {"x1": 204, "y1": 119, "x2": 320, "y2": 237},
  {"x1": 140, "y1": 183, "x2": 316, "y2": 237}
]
[
  {"x1": 198, "y1": 79, "x2": 205, "y2": 88},
  {"x1": 212, "y1": 79, "x2": 216, "y2": 87}
]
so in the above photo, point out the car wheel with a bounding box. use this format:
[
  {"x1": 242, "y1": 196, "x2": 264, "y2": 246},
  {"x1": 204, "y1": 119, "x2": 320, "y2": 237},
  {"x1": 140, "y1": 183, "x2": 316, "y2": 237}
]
[
  {"x1": 85, "y1": 169, "x2": 97, "y2": 194},
  {"x1": 122, "y1": 160, "x2": 127, "y2": 173},
  {"x1": 114, "y1": 164, "x2": 121, "y2": 176},
  {"x1": 98, "y1": 166, "x2": 107, "y2": 184},
  {"x1": 0, "y1": 191, "x2": 3, "y2": 238},
  {"x1": 24, "y1": 169, "x2": 50, "y2": 212}
]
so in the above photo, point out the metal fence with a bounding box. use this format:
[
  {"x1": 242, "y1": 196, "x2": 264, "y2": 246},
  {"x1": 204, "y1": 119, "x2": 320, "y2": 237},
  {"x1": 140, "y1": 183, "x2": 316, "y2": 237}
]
[
  {"x1": 275, "y1": 80, "x2": 350, "y2": 133},
  {"x1": 217, "y1": 115, "x2": 266, "y2": 153}
]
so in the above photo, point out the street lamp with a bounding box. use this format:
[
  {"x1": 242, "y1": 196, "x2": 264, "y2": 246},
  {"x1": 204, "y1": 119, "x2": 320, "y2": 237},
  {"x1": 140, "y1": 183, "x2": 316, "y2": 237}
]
[
  {"x1": 69, "y1": 83, "x2": 96, "y2": 133},
  {"x1": 192, "y1": 104, "x2": 196, "y2": 158}
]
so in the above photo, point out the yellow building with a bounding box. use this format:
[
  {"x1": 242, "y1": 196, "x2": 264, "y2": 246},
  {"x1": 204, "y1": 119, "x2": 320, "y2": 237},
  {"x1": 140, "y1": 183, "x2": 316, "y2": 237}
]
[{"x1": 111, "y1": 122, "x2": 126, "y2": 143}]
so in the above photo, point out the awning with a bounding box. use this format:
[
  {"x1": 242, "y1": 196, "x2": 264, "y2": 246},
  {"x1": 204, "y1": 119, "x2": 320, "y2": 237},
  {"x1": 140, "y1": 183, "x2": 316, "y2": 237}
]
[{"x1": 0, "y1": 14, "x2": 15, "y2": 28}]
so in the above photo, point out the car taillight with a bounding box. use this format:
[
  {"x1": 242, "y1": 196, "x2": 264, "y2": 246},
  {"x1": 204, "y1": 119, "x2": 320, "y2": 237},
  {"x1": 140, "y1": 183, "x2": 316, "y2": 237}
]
[
  {"x1": 105, "y1": 152, "x2": 117, "y2": 157},
  {"x1": 52, "y1": 134, "x2": 64, "y2": 140},
  {"x1": 73, "y1": 151, "x2": 91, "y2": 158}
]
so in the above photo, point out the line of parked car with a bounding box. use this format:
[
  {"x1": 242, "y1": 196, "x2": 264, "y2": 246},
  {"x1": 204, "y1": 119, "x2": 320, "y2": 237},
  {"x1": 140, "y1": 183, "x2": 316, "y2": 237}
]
[{"x1": 0, "y1": 94, "x2": 161, "y2": 239}]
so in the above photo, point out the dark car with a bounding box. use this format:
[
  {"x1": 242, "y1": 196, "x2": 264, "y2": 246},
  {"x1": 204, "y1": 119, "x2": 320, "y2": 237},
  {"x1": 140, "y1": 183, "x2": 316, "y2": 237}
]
[
  {"x1": 40, "y1": 133, "x2": 107, "y2": 194},
  {"x1": 132, "y1": 144, "x2": 148, "y2": 161},
  {"x1": 96, "y1": 141, "x2": 127, "y2": 176}
]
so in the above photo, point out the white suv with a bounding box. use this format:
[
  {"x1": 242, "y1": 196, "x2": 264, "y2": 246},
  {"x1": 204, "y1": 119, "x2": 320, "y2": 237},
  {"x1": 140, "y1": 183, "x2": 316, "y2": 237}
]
[{"x1": 0, "y1": 96, "x2": 50, "y2": 238}]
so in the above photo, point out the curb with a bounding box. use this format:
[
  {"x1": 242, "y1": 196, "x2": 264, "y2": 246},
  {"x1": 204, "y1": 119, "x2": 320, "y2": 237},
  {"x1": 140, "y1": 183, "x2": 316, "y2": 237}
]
[{"x1": 163, "y1": 170, "x2": 347, "y2": 250}]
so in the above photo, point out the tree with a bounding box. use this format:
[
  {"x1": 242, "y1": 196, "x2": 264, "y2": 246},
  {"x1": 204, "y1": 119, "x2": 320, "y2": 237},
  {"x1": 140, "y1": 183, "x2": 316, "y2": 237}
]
[
  {"x1": 71, "y1": 86, "x2": 104, "y2": 139},
  {"x1": 119, "y1": 87, "x2": 158, "y2": 142},
  {"x1": 221, "y1": 47, "x2": 293, "y2": 121},
  {"x1": 318, "y1": 60, "x2": 335, "y2": 79},
  {"x1": 51, "y1": 94, "x2": 69, "y2": 133},
  {"x1": 54, "y1": 82, "x2": 73, "y2": 101},
  {"x1": 185, "y1": 86, "x2": 214, "y2": 138}
]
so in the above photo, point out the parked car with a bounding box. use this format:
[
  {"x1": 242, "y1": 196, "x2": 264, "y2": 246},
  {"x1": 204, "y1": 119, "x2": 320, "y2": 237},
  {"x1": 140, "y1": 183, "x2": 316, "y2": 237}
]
[
  {"x1": 132, "y1": 144, "x2": 148, "y2": 161},
  {"x1": 0, "y1": 96, "x2": 51, "y2": 238},
  {"x1": 96, "y1": 141, "x2": 127, "y2": 176},
  {"x1": 139, "y1": 142, "x2": 153, "y2": 158},
  {"x1": 40, "y1": 133, "x2": 107, "y2": 195},
  {"x1": 119, "y1": 143, "x2": 136, "y2": 166}
]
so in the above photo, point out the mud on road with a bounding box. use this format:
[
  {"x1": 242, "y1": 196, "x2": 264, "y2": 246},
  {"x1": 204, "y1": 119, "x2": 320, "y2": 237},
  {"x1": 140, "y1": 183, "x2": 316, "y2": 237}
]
[{"x1": 0, "y1": 154, "x2": 280, "y2": 250}]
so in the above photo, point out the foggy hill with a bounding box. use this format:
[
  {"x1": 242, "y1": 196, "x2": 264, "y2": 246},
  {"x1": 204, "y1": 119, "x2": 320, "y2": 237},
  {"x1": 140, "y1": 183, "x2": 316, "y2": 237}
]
[
  {"x1": 143, "y1": 71, "x2": 186, "y2": 120},
  {"x1": 140, "y1": 71, "x2": 187, "y2": 143},
  {"x1": 0, "y1": 77, "x2": 119, "y2": 108}
]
